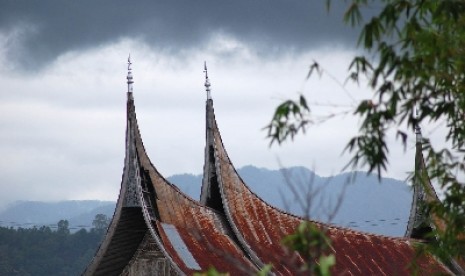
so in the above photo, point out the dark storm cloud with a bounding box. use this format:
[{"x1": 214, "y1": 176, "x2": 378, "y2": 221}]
[{"x1": 1, "y1": 0, "x2": 359, "y2": 70}]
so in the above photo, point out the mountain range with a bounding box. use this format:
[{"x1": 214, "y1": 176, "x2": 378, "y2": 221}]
[{"x1": 0, "y1": 165, "x2": 412, "y2": 237}]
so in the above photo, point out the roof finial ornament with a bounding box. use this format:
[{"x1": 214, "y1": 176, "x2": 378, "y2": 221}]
[
  {"x1": 204, "y1": 61, "x2": 212, "y2": 100},
  {"x1": 414, "y1": 105, "x2": 422, "y2": 143},
  {"x1": 127, "y1": 54, "x2": 134, "y2": 93}
]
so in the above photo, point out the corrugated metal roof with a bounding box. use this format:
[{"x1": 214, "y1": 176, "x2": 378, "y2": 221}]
[
  {"x1": 86, "y1": 92, "x2": 258, "y2": 276},
  {"x1": 131, "y1": 96, "x2": 258, "y2": 275},
  {"x1": 160, "y1": 223, "x2": 202, "y2": 270},
  {"x1": 87, "y1": 87, "x2": 453, "y2": 275},
  {"x1": 206, "y1": 98, "x2": 452, "y2": 275}
]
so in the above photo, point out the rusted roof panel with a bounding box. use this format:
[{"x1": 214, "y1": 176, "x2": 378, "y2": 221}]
[
  {"x1": 208, "y1": 99, "x2": 451, "y2": 275},
  {"x1": 131, "y1": 97, "x2": 258, "y2": 275},
  {"x1": 87, "y1": 92, "x2": 258, "y2": 276},
  {"x1": 88, "y1": 78, "x2": 452, "y2": 275},
  {"x1": 159, "y1": 223, "x2": 202, "y2": 270}
]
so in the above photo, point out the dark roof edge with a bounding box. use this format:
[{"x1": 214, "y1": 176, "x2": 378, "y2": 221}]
[
  {"x1": 200, "y1": 99, "x2": 215, "y2": 205},
  {"x1": 83, "y1": 93, "x2": 143, "y2": 275}
]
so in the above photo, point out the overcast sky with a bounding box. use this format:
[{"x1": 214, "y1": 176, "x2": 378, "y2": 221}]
[{"x1": 0, "y1": 1, "x2": 439, "y2": 210}]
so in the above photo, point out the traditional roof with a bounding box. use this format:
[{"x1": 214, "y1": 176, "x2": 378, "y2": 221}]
[
  {"x1": 86, "y1": 61, "x2": 452, "y2": 275},
  {"x1": 85, "y1": 61, "x2": 257, "y2": 275},
  {"x1": 84, "y1": 58, "x2": 163, "y2": 275},
  {"x1": 405, "y1": 123, "x2": 442, "y2": 239},
  {"x1": 405, "y1": 120, "x2": 465, "y2": 274},
  {"x1": 83, "y1": 98, "x2": 166, "y2": 275},
  {"x1": 84, "y1": 62, "x2": 175, "y2": 275},
  {"x1": 131, "y1": 94, "x2": 258, "y2": 274},
  {"x1": 201, "y1": 96, "x2": 451, "y2": 275}
]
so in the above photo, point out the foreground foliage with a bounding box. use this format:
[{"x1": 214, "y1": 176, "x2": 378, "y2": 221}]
[
  {"x1": 283, "y1": 222, "x2": 335, "y2": 276},
  {"x1": 267, "y1": 0, "x2": 465, "y2": 269}
]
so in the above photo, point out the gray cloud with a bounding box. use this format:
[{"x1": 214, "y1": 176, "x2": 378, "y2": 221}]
[{"x1": 1, "y1": 1, "x2": 358, "y2": 71}]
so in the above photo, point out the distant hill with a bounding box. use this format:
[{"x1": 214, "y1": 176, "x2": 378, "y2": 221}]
[
  {"x1": 0, "y1": 200, "x2": 115, "y2": 231},
  {"x1": 0, "y1": 166, "x2": 412, "y2": 236}
]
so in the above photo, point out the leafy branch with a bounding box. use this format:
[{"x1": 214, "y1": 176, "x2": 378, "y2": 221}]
[{"x1": 267, "y1": 0, "x2": 465, "y2": 268}]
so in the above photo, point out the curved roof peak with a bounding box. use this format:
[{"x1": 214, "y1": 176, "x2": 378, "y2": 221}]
[
  {"x1": 127, "y1": 54, "x2": 134, "y2": 93},
  {"x1": 204, "y1": 61, "x2": 212, "y2": 100},
  {"x1": 415, "y1": 106, "x2": 422, "y2": 143}
]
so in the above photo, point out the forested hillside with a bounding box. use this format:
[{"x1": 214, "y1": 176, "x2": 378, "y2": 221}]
[{"x1": 0, "y1": 217, "x2": 107, "y2": 275}]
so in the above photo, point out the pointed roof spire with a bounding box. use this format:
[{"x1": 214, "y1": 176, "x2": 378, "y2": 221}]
[
  {"x1": 414, "y1": 105, "x2": 422, "y2": 144},
  {"x1": 127, "y1": 54, "x2": 134, "y2": 93},
  {"x1": 404, "y1": 103, "x2": 445, "y2": 241},
  {"x1": 405, "y1": 104, "x2": 426, "y2": 238},
  {"x1": 204, "y1": 61, "x2": 212, "y2": 99}
]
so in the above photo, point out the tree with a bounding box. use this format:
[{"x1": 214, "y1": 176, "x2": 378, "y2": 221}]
[
  {"x1": 267, "y1": 0, "x2": 465, "y2": 269},
  {"x1": 0, "y1": 224, "x2": 103, "y2": 275},
  {"x1": 283, "y1": 221, "x2": 335, "y2": 275},
  {"x1": 92, "y1": 214, "x2": 109, "y2": 235},
  {"x1": 57, "y1": 219, "x2": 70, "y2": 235}
]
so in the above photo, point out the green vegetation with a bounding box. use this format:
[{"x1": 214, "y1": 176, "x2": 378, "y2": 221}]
[
  {"x1": 267, "y1": 0, "x2": 465, "y2": 271},
  {"x1": 282, "y1": 222, "x2": 334, "y2": 276},
  {"x1": 0, "y1": 215, "x2": 108, "y2": 275}
]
